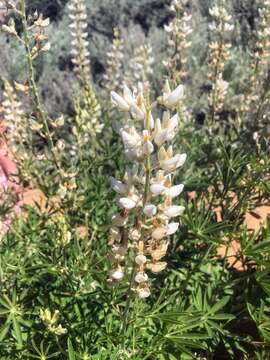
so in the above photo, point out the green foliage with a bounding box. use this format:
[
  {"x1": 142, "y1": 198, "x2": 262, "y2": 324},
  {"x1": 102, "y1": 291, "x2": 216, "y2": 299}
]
[{"x1": 0, "y1": 0, "x2": 270, "y2": 359}]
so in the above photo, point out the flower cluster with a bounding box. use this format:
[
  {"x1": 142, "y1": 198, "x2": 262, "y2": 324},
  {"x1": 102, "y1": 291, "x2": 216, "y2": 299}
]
[
  {"x1": 2, "y1": 81, "x2": 29, "y2": 162},
  {"x1": 124, "y1": 44, "x2": 154, "y2": 90},
  {"x1": 253, "y1": 1, "x2": 270, "y2": 76},
  {"x1": 207, "y1": 4, "x2": 233, "y2": 125},
  {"x1": 2, "y1": 8, "x2": 51, "y2": 56},
  {"x1": 68, "y1": 0, "x2": 102, "y2": 138},
  {"x1": 164, "y1": 0, "x2": 192, "y2": 85},
  {"x1": 108, "y1": 82, "x2": 186, "y2": 298},
  {"x1": 40, "y1": 309, "x2": 67, "y2": 336},
  {"x1": 238, "y1": 0, "x2": 270, "y2": 120},
  {"x1": 72, "y1": 83, "x2": 103, "y2": 141},
  {"x1": 68, "y1": 0, "x2": 90, "y2": 82},
  {"x1": 103, "y1": 28, "x2": 124, "y2": 92}
]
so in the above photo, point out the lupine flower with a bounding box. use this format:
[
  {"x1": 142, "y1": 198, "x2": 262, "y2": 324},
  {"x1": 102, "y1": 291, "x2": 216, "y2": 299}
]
[
  {"x1": 159, "y1": 81, "x2": 185, "y2": 108},
  {"x1": 104, "y1": 28, "x2": 124, "y2": 92},
  {"x1": 237, "y1": 0, "x2": 270, "y2": 125},
  {"x1": 124, "y1": 44, "x2": 154, "y2": 90},
  {"x1": 207, "y1": 3, "x2": 233, "y2": 127},
  {"x1": 68, "y1": 0, "x2": 102, "y2": 137},
  {"x1": 164, "y1": 0, "x2": 193, "y2": 85},
  {"x1": 108, "y1": 81, "x2": 187, "y2": 298},
  {"x1": 111, "y1": 85, "x2": 146, "y2": 119},
  {"x1": 158, "y1": 146, "x2": 187, "y2": 172},
  {"x1": 68, "y1": 0, "x2": 90, "y2": 81}
]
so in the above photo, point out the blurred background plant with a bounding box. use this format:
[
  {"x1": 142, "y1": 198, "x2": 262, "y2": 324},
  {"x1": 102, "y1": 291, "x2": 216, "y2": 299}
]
[{"x1": 0, "y1": 0, "x2": 269, "y2": 359}]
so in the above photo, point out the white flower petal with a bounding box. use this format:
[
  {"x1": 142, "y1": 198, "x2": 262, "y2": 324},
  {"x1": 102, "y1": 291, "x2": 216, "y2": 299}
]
[
  {"x1": 123, "y1": 85, "x2": 134, "y2": 104},
  {"x1": 110, "y1": 268, "x2": 124, "y2": 280},
  {"x1": 161, "y1": 153, "x2": 187, "y2": 172},
  {"x1": 137, "y1": 285, "x2": 151, "y2": 298},
  {"x1": 121, "y1": 130, "x2": 140, "y2": 148},
  {"x1": 150, "y1": 183, "x2": 165, "y2": 195},
  {"x1": 149, "y1": 113, "x2": 155, "y2": 129},
  {"x1": 135, "y1": 272, "x2": 148, "y2": 283},
  {"x1": 143, "y1": 204, "x2": 157, "y2": 217},
  {"x1": 131, "y1": 104, "x2": 145, "y2": 120},
  {"x1": 164, "y1": 24, "x2": 173, "y2": 33},
  {"x1": 176, "y1": 153, "x2": 187, "y2": 168},
  {"x1": 142, "y1": 140, "x2": 154, "y2": 155},
  {"x1": 109, "y1": 177, "x2": 127, "y2": 194},
  {"x1": 146, "y1": 261, "x2": 167, "y2": 273},
  {"x1": 163, "y1": 205, "x2": 185, "y2": 218},
  {"x1": 170, "y1": 113, "x2": 178, "y2": 129},
  {"x1": 168, "y1": 184, "x2": 184, "y2": 198},
  {"x1": 129, "y1": 228, "x2": 141, "y2": 241},
  {"x1": 154, "y1": 129, "x2": 170, "y2": 146},
  {"x1": 161, "y1": 157, "x2": 179, "y2": 172},
  {"x1": 166, "y1": 222, "x2": 179, "y2": 235},
  {"x1": 152, "y1": 227, "x2": 167, "y2": 240},
  {"x1": 164, "y1": 84, "x2": 184, "y2": 108},
  {"x1": 158, "y1": 146, "x2": 167, "y2": 162},
  {"x1": 118, "y1": 197, "x2": 137, "y2": 209},
  {"x1": 111, "y1": 91, "x2": 130, "y2": 111},
  {"x1": 135, "y1": 254, "x2": 147, "y2": 265}
]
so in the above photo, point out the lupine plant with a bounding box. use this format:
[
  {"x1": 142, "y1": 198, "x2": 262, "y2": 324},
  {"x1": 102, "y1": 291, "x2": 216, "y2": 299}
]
[
  {"x1": 0, "y1": 0, "x2": 269, "y2": 359},
  {"x1": 108, "y1": 82, "x2": 186, "y2": 298}
]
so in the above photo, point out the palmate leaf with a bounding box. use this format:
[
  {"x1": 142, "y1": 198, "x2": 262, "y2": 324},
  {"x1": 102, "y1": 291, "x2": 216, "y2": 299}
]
[{"x1": 192, "y1": 289, "x2": 234, "y2": 337}]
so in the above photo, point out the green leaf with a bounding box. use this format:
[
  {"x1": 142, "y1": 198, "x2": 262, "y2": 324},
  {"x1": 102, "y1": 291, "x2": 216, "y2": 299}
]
[
  {"x1": 209, "y1": 313, "x2": 235, "y2": 321},
  {"x1": 0, "y1": 321, "x2": 11, "y2": 342},
  {"x1": 209, "y1": 296, "x2": 230, "y2": 314},
  {"x1": 68, "y1": 338, "x2": 76, "y2": 360},
  {"x1": 12, "y1": 314, "x2": 23, "y2": 348}
]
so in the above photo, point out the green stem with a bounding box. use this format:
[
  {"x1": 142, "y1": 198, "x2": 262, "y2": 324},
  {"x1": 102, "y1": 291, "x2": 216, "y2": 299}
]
[
  {"x1": 20, "y1": 0, "x2": 61, "y2": 173},
  {"x1": 209, "y1": 24, "x2": 225, "y2": 130},
  {"x1": 121, "y1": 263, "x2": 136, "y2": 342}
]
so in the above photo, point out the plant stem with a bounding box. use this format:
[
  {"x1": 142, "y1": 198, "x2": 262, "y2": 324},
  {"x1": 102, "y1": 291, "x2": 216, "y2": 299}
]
[
  {"x1": 20, "y1": 0, "x2": 61, "y2": 173},
  {"x1": 209, "y1": 25, "x2": 224, "y2": 130}
]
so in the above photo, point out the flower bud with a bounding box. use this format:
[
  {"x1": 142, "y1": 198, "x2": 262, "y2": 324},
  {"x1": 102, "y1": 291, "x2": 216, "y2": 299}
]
[
  {"x1": 143, "y1": 204, "x2": 157, "y2": 217},
  {"x1": 110, "y1": 267, "x2": 124, "y2": 281},
  {"x1": 118, "y1": 197, "x2": 137, "y2": 209},
  {"x1": 135, "y1": 254, "x2": 147, "y2": 265},
  {"x1": 135, "y1": 272, "x2": 148, "y2": 283}
]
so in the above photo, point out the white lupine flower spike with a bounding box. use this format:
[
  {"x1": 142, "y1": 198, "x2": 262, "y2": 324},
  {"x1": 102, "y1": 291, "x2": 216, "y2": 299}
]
[{"x1": 108, "y1": 81, "x2": 187, "y2": 298}]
